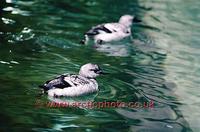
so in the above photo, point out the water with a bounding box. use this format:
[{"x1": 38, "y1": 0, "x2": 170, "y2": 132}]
[{"x1": 0, "y1": 0, "x2": 199, "y2": 131}]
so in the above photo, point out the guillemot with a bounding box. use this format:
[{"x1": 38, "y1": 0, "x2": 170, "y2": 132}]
[
  {"x1": 80, "y1": 15, "x2": 141, "y2": 44},
  {"x1": 39, "y1": 63, "x2": 105, "y2": 97}
]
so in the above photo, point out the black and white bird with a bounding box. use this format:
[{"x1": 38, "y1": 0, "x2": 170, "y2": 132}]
[
  {"x1": 39, "y1": 63, "x2": 105, "y2": 97},
  {"x1": 80, "y1": 15, "x2": 141, "y2": 44}
]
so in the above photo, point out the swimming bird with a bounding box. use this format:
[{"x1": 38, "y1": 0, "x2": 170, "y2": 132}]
[
  {"x1": 80, "y1": 15, "x2": 141, "y2": 45},
  {"x1": 39, "y1": 63, "x2": 105, "y2": 97}
]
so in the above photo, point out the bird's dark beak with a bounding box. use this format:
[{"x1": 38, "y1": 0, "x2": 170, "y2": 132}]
[
  {"x1": 133, "y1": 17, "x2": 142, "y2": 23},
  {"x1": 97, "y1": 70, "x2": 109, "y2": 75}
]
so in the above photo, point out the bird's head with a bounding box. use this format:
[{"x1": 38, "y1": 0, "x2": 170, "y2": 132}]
[
  {"x1": 79, "y1": 63, "x2": 106, "y2": 79},
  {"x1": 119, "y1": 15, "x2": 141, "y2": 27}
]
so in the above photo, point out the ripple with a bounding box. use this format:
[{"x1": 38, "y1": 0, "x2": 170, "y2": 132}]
[
  {"x1": 0, "y1": 60, "x2": 10, "y2": 65},
  {"x1": 3, "y1": 6, "x2": 31, "y2": 16},
  {"x1": 8, "y1": 27, "x2": 35, "y2": 43},
  {"x1": 1, "y1": 17, "x2": 15, "y2": 24}
]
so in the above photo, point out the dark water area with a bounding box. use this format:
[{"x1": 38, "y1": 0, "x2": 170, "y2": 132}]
[{"x1": 1, "y1": 0, "x2": 200, "y2": 131}]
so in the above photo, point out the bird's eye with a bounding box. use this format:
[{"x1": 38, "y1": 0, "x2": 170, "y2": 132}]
[
  {"x1": 90, "y1": 69, "x2": 99, "y2": 73},
  {"x1": 90, "y1": 69, "x2": 97, "y2": 71}
]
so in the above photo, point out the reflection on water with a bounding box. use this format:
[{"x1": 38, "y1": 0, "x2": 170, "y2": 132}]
[
  {"x1": 0, "y1": 0, "x2": 199, "y2": 131},
  {"x1": 95, "y1": 41, "x2": 130, "y2": 57}
]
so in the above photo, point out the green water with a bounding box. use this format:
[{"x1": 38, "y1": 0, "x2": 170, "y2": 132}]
[{"x1": 0, "y1": 0, "x2": 200, "y2": 131}]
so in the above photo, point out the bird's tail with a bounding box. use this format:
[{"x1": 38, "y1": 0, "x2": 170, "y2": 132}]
[
  {"x1": 80, "y1": 34, "x2": 89, "y2": 45},
  {"x1": 38, "y1": 85, "x2": 45, "y2": 89},
  {"x1": 38, "y1": 85, "x2": 49, "y2": 92}
]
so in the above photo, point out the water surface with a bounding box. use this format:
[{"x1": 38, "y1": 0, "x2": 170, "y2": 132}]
[{"x1": 0, "y1": 0, "x2": 199, "y2": 131}]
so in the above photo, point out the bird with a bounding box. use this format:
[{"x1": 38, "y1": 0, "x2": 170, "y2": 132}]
[
  {"x1": 80, "y1": 14, "x2": 141, "y2": 45},
  {"x1": 39, "y1": 63, "x2": 105, "y2": 97}
]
